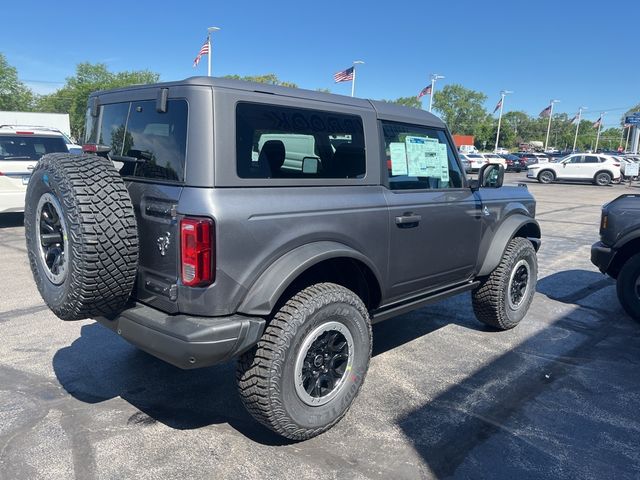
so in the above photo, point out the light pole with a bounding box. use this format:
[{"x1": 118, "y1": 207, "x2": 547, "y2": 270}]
[
  {"x1": 572, "y1": 106, "x2": 586, "y2": 152},
  {"x1": 544, "y1": 99, "x2": 560, "y2": 151},
  {"x1": 494, "y1": 90, "x2": 512, "y2": 153},
  {"x1": 594, "y1": 112, "x2": 605, "y2": 152},
  {"x1": 207, "y1": 26, "x2": 221, "y2": 77},
  {"x1": 429, "y1": 74, "x2": 445, "y2": 112},
  {"x1": 351, "y1": 60, "x2": 364, "y2": 97}
]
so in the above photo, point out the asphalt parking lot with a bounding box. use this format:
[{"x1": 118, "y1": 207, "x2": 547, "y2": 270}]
[{"x1": 1, "y1": 173, "x2": 639, "y2": 480}]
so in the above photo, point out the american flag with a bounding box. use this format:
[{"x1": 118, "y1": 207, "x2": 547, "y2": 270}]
[
  {"x1": 417, "y1": 85, "x2": 432, "y2": 99},
  {"x1": 492, "y1": 97, "x2": 503, "y2": 114},
  {"x1": 539, "y1": 105, "x2": 552, "y2": 118},
  {"x1": 593, "y1": 116, "x2": 602, "y2": 129},
  {"x1": 568, "y1": 114, "x2": 578, "y2": 124},
  {"x1": 193, "y1": 39, "x2": 209, "y2": 68},
  {"x1": 334, "y1": 66, "x2": 354, "y2": 83}
]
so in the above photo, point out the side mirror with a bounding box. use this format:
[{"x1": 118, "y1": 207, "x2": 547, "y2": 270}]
[
  {"x1": 302, "y1": 156, "x2": 319, "y2": 174},
  {"x1": 478, "y1": 163, "x2": 504, "y2": 188}
]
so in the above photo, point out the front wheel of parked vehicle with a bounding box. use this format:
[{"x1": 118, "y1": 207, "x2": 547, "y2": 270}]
[
  {"x1": 472, "y1": 237, "x2": 538, "y2": 330},
  {"x1": 616, "y1": 253, "x2": 640, "y2": 321},
  {"x1": 236, "y1": 283, "x2": 372, "y2": 440},
  {"x1": 537, "y1": 170, "x2": 555, "y2": 184},
  {"x1": 594, "y1": 171, "x2": 612, "y2": 186}
]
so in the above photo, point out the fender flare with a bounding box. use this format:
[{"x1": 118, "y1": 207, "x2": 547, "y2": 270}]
[
  {"x1": 478, "y1": 215, "x2": 541, "y2": 276},
  {"x1": 614, "y1": 229, "x2": 640, "y2": 250},
  {"x1": 237, "y1": 241, "x2": 383, "y2": 316}
]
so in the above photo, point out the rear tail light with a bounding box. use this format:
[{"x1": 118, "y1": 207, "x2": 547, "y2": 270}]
[
  {"x1": 180, "y1": 217, "x2": 215, "y2": 287},
  {"x1": 15, "y1": 131, "x2": 33, "y2": 135}
]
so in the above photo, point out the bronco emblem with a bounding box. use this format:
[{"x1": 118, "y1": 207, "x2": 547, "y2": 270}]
[{"x1": 157, "y1": 232, "x2": 171, "y2": 256}]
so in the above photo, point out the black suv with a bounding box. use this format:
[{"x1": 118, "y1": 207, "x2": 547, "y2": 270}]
[
  {"x1": 24, "y1": 77, "x2": 541, "y2": 440},
  {"x1": 592, "y1": 194, "x2": 640, "y2": 319}
]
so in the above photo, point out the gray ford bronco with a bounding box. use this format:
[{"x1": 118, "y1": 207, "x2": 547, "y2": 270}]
[{"x1": 24, "y1": 77, "x2": 541, "y2": 440}]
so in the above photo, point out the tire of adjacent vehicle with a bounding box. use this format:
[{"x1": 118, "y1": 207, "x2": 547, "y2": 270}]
[
  {"x1": 616, "y1": 253, "x2": 640, "y2": 321},
  {"x1": 538, "y1": 170, "x2": 555, "y2": 184},
  {"x1": 24, "y1": 153, "x2": 138, "y2": 320},
  {"x1": 236, "y1": 283, "x2": 372, "y2": 440},
  {"x1": 472, "y1": 237, "x2": 537, "y2": 330},
  {"x1": 594, "y1": 171, "x2": 612, "y2": 186}
]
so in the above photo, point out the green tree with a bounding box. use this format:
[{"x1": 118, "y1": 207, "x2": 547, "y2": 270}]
[
  {"x1": 223, "y1": 73, "x2": 298, "y2": 88},
  {"x1": 36, "y1": 63, "x2": 159, "y2": 138},
  {"x1": 432, "y1": 84, "x2": 488, "y2": 135},
  {"x1": 383, "y1": 96, "x2": 423, "y2": 109},
  {"x1": 0, "y1": 53, "x2": 34, "y2": 111}
]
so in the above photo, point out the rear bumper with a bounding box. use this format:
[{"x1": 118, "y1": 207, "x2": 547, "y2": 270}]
[
  {"x1": 590, "y1": 241, "x2": 616, "y2": 274},
  {"x1": 96, "y1": 303, "x2": 265, "y2": 369}
]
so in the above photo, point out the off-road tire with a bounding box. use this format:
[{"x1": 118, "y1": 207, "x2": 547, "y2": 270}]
[
  {"x1": 538, "y1": 170, "x2": 555, "y2": 184},
  {"x1": 24, "y1": 153, "x2": 138, "y2": 320},
  {"x1": 236, "y1": 283, "x2": 372, "y2": 440},
  {"x1": 594, "y1": 171, "x2": 612, "y2": 186},
  {"x1": 472, "y1": 237, "x2": 537, "y2": 330},
  {"x1": 616, "y1": 253, "x2": 640, "y2": 320}
]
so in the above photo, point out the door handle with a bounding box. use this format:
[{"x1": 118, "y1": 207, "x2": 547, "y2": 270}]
[{"x1": 395, "y1": 213, "x2": 421, "y2": 227}]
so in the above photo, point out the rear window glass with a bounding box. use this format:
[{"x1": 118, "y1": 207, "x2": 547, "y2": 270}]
[
  {"x1": 86, "y1": 99, "x2": 188, "y2": 183},
  {"x1": 236, "y1": 103, "x2": 365, "y2": 179},
  {"x1": 0, "y1": 135, "x2": 67, "y2": 160}
]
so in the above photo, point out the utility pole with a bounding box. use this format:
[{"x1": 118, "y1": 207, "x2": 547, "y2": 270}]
[
  {"x1": 429, "y1": 74, "x2": 445, "y2": 112},
  {"x1": 494, "y1": 90, "x2": 512, "y2": 153},
  {"x1": 544, "y1": 99, "x2": 560, "y2": 151},
  {"x1": 594, "y1": 112, "x2": 605, "y2": 152},
  {"x1": 572, "y1": 106, "x2": 586, "y2": 152}
]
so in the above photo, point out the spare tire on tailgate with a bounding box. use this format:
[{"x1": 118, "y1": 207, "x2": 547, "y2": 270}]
[{"x1": 24, "y1": 153, "x2": 138, "y2": 320}]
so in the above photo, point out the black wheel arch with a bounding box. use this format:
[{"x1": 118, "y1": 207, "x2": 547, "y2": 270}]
[{"x1": 237, "y1": 241, "x2": 383, "y2": 316}]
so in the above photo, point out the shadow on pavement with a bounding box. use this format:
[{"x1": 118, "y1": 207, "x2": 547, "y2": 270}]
[
  {"x1": 396, "y1": 270, "x2": 640, "y2": 479},
  {"x1": 52, "y1": 323, "x2": 288, "y2": 445},
  {"x1": 0, "y1": 213, "x2": 24, "y2": 228}
]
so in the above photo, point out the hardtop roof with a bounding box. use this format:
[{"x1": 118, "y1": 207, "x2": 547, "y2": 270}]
[{"x1": 89, "y1": 76, "x2": 446, "y2": 128}]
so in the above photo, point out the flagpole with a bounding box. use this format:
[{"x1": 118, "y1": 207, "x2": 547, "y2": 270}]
[
  {"x1": 206, "y1": 26, "x2": 221, "y2": 77},
  {"x1": 594, "y1": 113, "x2": 604, "y2": 152},
  {"x1": 544, "y1": 99, "x2": 559, "y2": 151},
  {"x1": 428, "y1": 74, "x2": 445, "y2": 113},
  {"x1": 350, "y1": 60, "x2": 364, "y2": 97},
  {"x1": 494, "y1": 90, "x2": 512, "y2": 153},
  {"x1": 572, "y1": 106, "x2": 585, "y2": 152}
]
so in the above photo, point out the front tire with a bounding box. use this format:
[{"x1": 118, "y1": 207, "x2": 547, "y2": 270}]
[
  {"x1": 237, "y1": 283, "x2": 372, "y2": 440},
  {"x1": 472, "y1": 237, "x2": 538, "y2": 330},
  {"x1": 616, "y1": 253, "x2": 640, "y2": 320},
  {"x1": 538, "y1": 170, "x2": 555, "y2": 184}
]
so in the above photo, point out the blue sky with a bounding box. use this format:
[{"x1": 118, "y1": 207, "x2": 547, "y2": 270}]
[{"x1": 2, "y1": 0, "x2": 638, "y2": 128}]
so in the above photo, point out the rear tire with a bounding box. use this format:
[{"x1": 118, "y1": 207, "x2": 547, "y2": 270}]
[
  {"x1": 538, "y1": 170, "x2": 555, "y2": 184},
  {"x1": 594, "y1": 171, "x2": 612, "y2": 186},
  {"x1": 24, "y1": 153, "x2": 138, "y2": 320},
  {"x1": 236, "y1": 283, "x2": 371, "y2": 440},
  {"x1": 616, "y1": 253, "x2": 640, "y2": 320},
  {"x1": 472, "y1": 237, "x2": 537, "y2": 330}
]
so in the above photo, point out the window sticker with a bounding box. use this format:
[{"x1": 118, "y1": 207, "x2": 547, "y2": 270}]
[
  {"x1": 389, "y1": 142, "x2": 408, "y2": 175},
  {"x1": 405, "y1": 136, "x2": 438, "y2": 177},
  {"x1": 436, "y1": 143, "x2": 449, "y2": 182}
]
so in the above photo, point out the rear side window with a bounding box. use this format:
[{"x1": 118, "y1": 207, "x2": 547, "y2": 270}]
[
  {"x1": 86, "y1": 99, "x2": 188, "y2": 183},
  {"x1": 584, "y1": 155, "x2": 599, "y2": 163},
  {"x1": 381, "y1": 121, "x2": 463, "y2": 190},
  {"x1": 0, "y1": 135, "x2": 67, "y2": 160},
  {"x1": 236, "y1": 103, "x2": 365, "y2": 179}
]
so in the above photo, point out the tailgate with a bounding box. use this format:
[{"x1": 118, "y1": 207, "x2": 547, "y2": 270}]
[{"x1": 127, "y1": 181, "x2": 183, "y2": 314}]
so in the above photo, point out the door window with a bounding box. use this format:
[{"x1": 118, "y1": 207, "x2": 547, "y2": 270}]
[{"x1": 381, "y1": 121, "x2": 463, "y2": 190}]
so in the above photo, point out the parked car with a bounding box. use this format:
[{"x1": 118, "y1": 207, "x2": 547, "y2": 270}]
[
  {"x1": 466, "y1": 153, "x2": 488, "y2": 172},
  {"x1": 501, "y1": 154, "x2": 527, "y2": 172},
  {"x1": 0, "y1": 125, "x2": 69, "y2": 213},
  {"x1": 591, "y1": 194, "x2": 640, "y2": 320},
  {"x1": 458, "y1": 153, "x2": 471, "y2": 173},
  {"x1": 23, "y1": 76, "x2": 541, "y2": 441},
  {"x1": 527, "y1": 153, "x2": 621, "y2": 186},
  {"x1": 3, "y1": 125, "x2": 81, "y2": 154},
  {"x1": 513, "y1": 152, "x2": 546, "y2": 166},
  {"x1": 482, "y1": 153, "x2": 507, "y2": 167}
]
